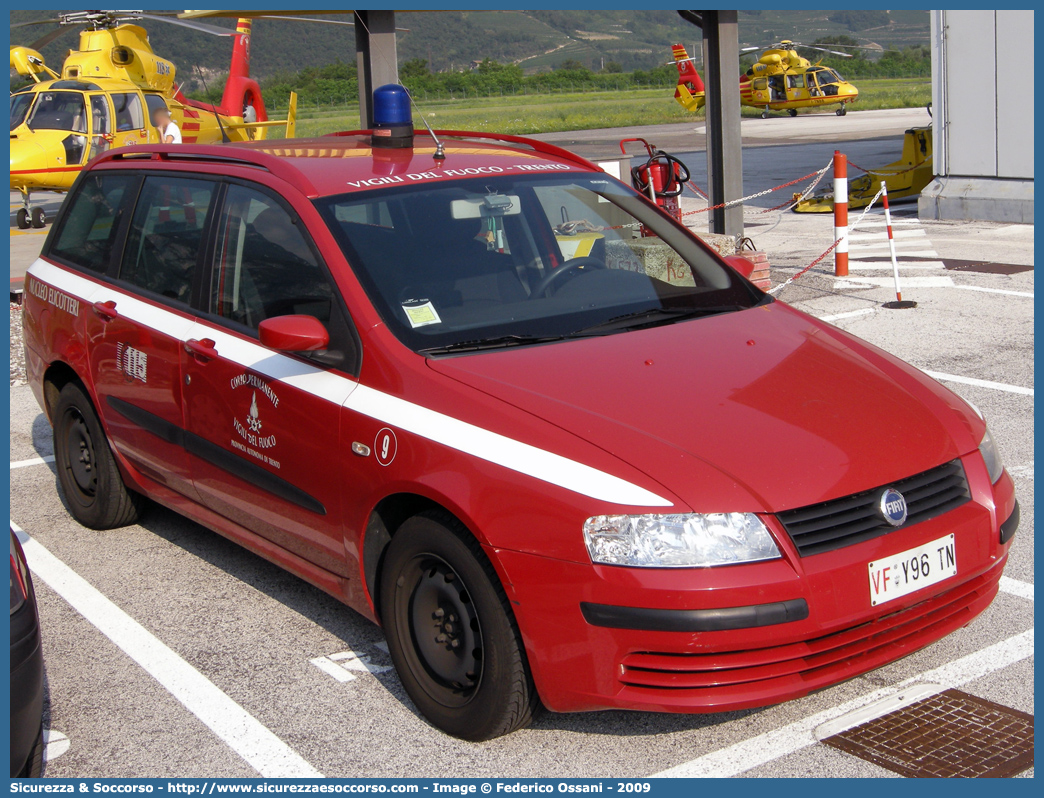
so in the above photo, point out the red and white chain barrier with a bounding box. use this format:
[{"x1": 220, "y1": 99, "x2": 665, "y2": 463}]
[
  {"x1": 768, "y1": 181, "x2": 886, "y2": 296},
  {"x1": 680, "y1": 161, "x2": 831, "y2": 217}
]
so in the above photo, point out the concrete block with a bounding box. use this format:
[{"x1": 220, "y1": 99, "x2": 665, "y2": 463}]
[{"x1": 919, "y1": 177, "x2": 1034, "y2": 224}]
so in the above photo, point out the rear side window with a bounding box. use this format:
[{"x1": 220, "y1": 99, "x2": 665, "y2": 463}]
[
  {"x1": 50, "y1": 173, "x2": 136, "y2": 273},
  {"x1": 118, "y1": 176, "x2": 215, "y2": 305}
]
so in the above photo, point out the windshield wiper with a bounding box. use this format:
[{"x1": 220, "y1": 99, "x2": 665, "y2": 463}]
[
  {"x1": 569, "y1": 305, "x2": 743, "y2": 336},
  {"x1": 419, "y1": 334, "x2": 567, "y2": 355}
]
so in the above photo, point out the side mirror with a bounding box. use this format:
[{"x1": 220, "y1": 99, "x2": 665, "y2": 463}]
[
  {"x1": 258, "y1": 315, "x2": 330, "y2": 352},
  {"x1": 723, "y1": 254, "x2": 756, "y2": 280}
]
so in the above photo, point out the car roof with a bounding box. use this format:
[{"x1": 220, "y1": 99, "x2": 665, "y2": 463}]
[{"x1": 87, "y1": 131, "x2": 599, "y2": 199}]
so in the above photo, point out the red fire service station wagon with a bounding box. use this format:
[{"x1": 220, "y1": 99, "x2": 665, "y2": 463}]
[{"x1": 24, "y1": 87, "x2": 1018, "y2": 741}]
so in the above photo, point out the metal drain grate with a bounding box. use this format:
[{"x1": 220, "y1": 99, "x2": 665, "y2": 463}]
[{"x1": 822, "y1": 689, "x2": 1034, "y2": 778}]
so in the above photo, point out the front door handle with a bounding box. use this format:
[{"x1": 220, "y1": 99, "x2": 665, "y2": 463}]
[
  {"x1": 92, "y1": 300, "x2": 118, "y2": 321},
  {"x1": 184, "y1": 338, "x2": 218, "y2": 362}
]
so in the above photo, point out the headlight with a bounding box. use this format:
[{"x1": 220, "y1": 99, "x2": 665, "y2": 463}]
[
  {"x1": 583, "y1": 512, "x2": 781, "y2": 568},
  {"x1": 979, "y1": 428, "x2": 1005, "y2": 483}
]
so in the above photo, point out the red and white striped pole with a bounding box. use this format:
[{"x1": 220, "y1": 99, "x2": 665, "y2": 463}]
[
  {"x1": 833, "y1": 150, "x2": 848, "y2": 277},
  {"x1": 881, "y1": 181, "x2": 917, "y2": 309}
]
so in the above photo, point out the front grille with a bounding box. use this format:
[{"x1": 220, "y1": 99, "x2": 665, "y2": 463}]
[{"x1": 777, "y1": 459, "x2": 970, "y2": 557}]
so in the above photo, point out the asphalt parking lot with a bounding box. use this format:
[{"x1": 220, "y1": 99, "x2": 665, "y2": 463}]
[{"x1": 9, "y1": 123, "x2": 1033, "y2": 779}]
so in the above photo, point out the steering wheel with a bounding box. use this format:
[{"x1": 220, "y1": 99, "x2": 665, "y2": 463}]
[{"x1": 529, "y1": 257, "x2": 607, "y2": 299}]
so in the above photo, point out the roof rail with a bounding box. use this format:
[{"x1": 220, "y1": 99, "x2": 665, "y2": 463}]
[
  {"x1": 323, "y1": 128, "x2": 599, "y2": 172},
  {"x1": 91, "y1": 144, "x2": 320, "y2": 195}
]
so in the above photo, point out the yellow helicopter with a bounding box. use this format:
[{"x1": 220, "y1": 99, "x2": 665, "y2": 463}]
[
  {"x1": 10, "y1": 10, "x2": 297, "y2": 229},
  {"x1": 673, "y1": 40, "x2": 861, "y2": 119}
]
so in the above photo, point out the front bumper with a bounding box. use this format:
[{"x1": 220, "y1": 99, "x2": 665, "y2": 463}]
[{"x1": 496, "y1": 461, "x2": 1017, "y2": 714}]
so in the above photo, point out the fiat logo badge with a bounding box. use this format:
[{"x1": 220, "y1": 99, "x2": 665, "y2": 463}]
[{"x1": 880, "y1": 488, "x2": 908, "y2": 527}]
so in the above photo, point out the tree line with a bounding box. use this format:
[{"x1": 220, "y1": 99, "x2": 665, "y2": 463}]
[{"x1": 190, "y1": 44, "x2": 930, "y2": 111}]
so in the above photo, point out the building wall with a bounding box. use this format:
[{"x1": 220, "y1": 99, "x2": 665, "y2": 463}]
[{"x1": 921, "y1": 9, "x2": 1034, "y2": 222}]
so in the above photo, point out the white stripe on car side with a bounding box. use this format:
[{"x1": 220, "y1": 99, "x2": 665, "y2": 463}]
[{"x1": 27, "y1": 259, "x2": 673, "y2": 508}]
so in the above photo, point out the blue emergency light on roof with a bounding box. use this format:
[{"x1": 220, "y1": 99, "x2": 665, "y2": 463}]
[{"x1": 371, "y1": 84, "x2": 413, "y2": 149}]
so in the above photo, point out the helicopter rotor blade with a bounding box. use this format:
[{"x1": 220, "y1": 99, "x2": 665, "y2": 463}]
[
  {"x1": 250, "y1": 15, "x2": 356, "y2": 26},
  {"x1": 136, "y1": 13, "x2": 236, "y2": 36},
  {"x1": 11, "y1": 18, "x2": 64, "y2": 29},
  {"x1": 801, "y1": 45, "x2": 854, "y2": 57},
  {"x1": 27, "y1": 26, "x2": 74, "y2": 51}
]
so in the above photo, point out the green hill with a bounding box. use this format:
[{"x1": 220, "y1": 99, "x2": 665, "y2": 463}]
[{"x1": 11, "y1": 9, "x2": 929, "y2": 89}]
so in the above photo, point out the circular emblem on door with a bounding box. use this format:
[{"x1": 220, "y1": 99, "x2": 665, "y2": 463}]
[
  {"x1": 374, "y1": 428, "x2": 397, "y2": 467},
  {"x1": 879, "y1": 488, "x2": 908, "y2": 527}
]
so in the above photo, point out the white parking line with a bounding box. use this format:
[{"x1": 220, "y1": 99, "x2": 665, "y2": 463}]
[
  {"x1": 11, "y1": 523, "x2": 324, "y2": 779},
  {"x1": 847, "y1": 261, "x2": 945, "y2": 271},
  {"x1": 1008, "y1": 463, "x2": 1034, "y2": 479},
  {"x1": 1000, "y1": 576, "x2": 1034, "y2": 602},
  {"x1": 652, "y1": 628, "x2": 1034, "y2": 778},
  {"x1": 848, "y1": 247, "x2": 940, "y2": 258},
  {"x1": 10, "y1": 455, "x2": 55, "y2": 470},
  {"x1": 818, "y1": 308, "x2": 876, "y2": 322},
  {"x1": 924, "y1": 371, "x2": 1034, "y2": 397},
  {"x1": 952, "y1": 285, "x2": 1034, "y2": 299},
  {"x1": 847, "y1": 229, "x2": 927, "y2": 241},
  {"x1": 835, "y1": 276, "x2": 955, "y2": 289}
]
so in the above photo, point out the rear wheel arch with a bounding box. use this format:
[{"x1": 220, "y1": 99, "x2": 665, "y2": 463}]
[{"x1": 43, "y1": 361, "x2": 85, "y2": 423}]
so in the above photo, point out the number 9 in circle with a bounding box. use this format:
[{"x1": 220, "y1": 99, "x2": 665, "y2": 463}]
[{"x1": 375, "y1": 428, "x2": 397, "y2": 466}]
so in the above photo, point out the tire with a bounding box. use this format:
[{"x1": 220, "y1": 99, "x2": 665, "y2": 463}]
[
  {"x1": 788, "y1": 108, "x2": 798, "y2": 117},
  {"x1": 52, "y1": 382, "x2": 145, "y2": 529},
  {"x1": 15, "y1": 725, "x2": 43, "y2": 778},
  {"x1": 16, "y1": 208, "x2": 31, "y2": 230},
  {"x1": 380, "y1": 511, "x2": 540, "y2": 740},
  {"x1": 31, "y1": 207, "x2": 46, "y2": 228}
]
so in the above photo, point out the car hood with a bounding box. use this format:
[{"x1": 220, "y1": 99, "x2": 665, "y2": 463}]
[{"x1": 427, "y1": 302, "x2": 983, "y2": 513}]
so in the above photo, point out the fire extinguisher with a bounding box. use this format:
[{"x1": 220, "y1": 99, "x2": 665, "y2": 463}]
[{"x1": 621, "y1": 138, "x2": 691, "y2": 233}]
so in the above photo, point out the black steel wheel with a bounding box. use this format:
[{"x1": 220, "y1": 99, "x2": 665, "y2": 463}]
[
  {"x1": 52, "y1": 382, "x2": 145, "y2": 529},
  {"x1": 16, "y1": 208, "x2": 31, "y2": 230},
  {"x1": 30, "y1": 207, "x2": 46, "y2": 228},
  {"x1": 380, "y1": 511, "x2": 540, "y2": 740}
]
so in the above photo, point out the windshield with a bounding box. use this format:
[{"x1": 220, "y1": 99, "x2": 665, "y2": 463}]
[
  {"x1": 315, "y1": 173, "x2": 765, "y2": 354},
  {"x1": 817, "y1": 69, "x2": 842, "y2": 85},
  {"x1": 10, "y1": 92, "x2": 34, "y2": 131},
  {"x1": 27, "y1": 91, "x2": 87, "y2": 133}
]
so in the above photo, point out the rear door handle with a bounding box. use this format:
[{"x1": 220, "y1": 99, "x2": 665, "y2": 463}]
[
  {"x1": 92, "y1": 300, "x2": 118, "y2": 321},
  {"x1": 184, "y1": 338, "x2": 218, "y2": 362}
]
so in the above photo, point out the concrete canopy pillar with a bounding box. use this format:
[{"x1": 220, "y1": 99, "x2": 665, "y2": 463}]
[
  {"x1": 700, "y1": 10, "x2": 744, "y2": 236},
  {"x1": 355, "y1": 10, "x2": 399, "y2": 129}
]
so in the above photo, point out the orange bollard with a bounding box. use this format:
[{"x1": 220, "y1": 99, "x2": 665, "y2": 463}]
[{"x1": 833, "y1": 150, "x2": 848, "y2": 277}]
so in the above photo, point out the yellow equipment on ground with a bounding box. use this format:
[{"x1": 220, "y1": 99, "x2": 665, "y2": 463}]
[{"x1": 793, "y1": 125, "x2": 933, "y2": 213}]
